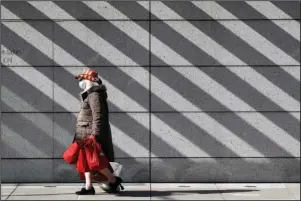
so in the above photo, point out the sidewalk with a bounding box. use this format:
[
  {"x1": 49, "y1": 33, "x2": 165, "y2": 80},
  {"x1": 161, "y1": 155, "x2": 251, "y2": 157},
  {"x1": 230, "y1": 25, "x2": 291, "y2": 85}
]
[{"x1": 1, "y1": 183, "x2": 300, "y2": 200}]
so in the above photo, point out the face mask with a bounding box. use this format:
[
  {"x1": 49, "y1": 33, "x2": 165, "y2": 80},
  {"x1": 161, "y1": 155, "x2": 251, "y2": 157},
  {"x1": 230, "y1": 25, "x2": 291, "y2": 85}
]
[{"x1": 79, "y1": 80, "x2": 86, "y2": 89}]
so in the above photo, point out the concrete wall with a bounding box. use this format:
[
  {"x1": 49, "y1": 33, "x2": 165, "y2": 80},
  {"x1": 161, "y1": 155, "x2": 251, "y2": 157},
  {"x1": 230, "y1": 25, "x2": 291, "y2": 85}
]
[{"x1": 1, "y1": 1, "x2": 300, "y2": 183}]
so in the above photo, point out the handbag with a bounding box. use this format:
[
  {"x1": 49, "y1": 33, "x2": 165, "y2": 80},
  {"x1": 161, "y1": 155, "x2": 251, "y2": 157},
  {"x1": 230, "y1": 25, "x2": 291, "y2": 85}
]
[
  {"x1": 110, "y1": 162, "x2": 123, "y2": 176},
  {"x1": 62, "y1": 141, "x2": 80, "y2": 164},
  {"x1": 85, "y1": 135, "x2": 106, "y2": 170},
  {"x1": 76, "y1": 148, "x2": 89, "y2": 172}
]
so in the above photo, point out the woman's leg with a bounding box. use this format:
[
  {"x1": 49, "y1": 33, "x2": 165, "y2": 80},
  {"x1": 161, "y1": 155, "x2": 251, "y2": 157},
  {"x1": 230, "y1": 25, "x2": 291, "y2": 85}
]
[
  {"x1": 99, "y1": 168, "x2": 124, "y2": 193},
  {"x1": 84, "y1": 172, "x2": 93, "y2": 189},
  {"x1": 75, "y1": 172, "x2": 95, "y2": 195},
  {"x1": 100, "y1": 168, "x2": 116, "y2": 183}
]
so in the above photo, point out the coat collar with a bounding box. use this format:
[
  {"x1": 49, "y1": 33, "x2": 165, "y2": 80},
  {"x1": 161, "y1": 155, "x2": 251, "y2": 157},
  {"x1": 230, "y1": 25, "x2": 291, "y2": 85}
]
[{"x1": 79, "y1": 85, "x2": 107, "y2": 101}]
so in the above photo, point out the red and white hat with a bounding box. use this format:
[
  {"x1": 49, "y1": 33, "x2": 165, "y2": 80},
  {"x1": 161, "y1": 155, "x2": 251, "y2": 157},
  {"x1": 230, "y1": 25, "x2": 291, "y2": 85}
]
[{"x1": 75, "y1": 68, "x2": 98, "y2": 82}]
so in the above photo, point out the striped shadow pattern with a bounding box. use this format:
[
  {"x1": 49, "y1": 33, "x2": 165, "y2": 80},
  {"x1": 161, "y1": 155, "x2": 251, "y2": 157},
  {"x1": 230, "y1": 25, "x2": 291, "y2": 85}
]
[{"x1": 1, "y1": 1, "x2": 300, "y2": 183}]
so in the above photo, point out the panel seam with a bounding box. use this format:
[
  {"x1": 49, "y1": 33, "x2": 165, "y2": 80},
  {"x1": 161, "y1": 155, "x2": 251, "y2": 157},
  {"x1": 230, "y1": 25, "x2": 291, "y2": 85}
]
[{"x1": 149, "y1": 1, "x2": 152, "y2": 200}]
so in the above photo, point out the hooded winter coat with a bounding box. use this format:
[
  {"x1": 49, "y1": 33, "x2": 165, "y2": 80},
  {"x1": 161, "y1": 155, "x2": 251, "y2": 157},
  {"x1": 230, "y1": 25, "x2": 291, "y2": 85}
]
[{"x1": 74, "y1": 84, "x2": 115, "y2": 162}]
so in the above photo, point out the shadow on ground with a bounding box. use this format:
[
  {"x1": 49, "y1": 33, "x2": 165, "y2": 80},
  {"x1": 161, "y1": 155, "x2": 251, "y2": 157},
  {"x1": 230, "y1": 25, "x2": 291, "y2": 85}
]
[
  {"x1": 115, "y1": 189, "x2": 259, "y2": 197},
  {"x1": 9, "y1": 189, "x2": 259, "y2": 197}
]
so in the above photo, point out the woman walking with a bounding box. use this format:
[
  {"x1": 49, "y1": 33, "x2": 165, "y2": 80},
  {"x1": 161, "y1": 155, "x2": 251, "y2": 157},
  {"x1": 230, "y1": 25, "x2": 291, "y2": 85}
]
[{"x1": 73, "y1": 67, "x2": 123, "y2": 195}]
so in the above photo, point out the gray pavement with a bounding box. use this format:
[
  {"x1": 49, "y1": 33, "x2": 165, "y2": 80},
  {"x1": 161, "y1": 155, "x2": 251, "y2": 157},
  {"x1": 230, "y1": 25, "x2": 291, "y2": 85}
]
[{"x1": 1, "y1": 183, "x2": 300, "y2": 200}]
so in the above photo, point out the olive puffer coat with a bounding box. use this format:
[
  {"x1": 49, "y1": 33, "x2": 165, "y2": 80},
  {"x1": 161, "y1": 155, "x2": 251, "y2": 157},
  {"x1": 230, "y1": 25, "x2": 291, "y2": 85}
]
[{"x1": 74, "y1": 85, "x2": 115, "y2": 162}]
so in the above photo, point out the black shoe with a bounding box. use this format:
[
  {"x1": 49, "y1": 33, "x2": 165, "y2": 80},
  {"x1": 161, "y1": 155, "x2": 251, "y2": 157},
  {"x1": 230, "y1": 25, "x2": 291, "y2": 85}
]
[
  {"x1": 75, "y1": 187, "x2": 96, "y2": 195},
  {"x1": 107, "y1": 177, "x2": 124, "y2": 194}
]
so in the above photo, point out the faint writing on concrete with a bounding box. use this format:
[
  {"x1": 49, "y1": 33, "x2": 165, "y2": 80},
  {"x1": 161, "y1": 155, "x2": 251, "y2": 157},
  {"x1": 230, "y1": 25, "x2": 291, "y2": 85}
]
[{"x1": 1, "y1": 49, "x2": 22, "y2": 64}]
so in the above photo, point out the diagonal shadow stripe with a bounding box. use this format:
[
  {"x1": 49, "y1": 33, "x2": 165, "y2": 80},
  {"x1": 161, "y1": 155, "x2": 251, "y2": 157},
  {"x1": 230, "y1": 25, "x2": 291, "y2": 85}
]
[
  {"x1": 2, "y1": 4, "x2": 151, "y2": 111},
  {"x1": 107, "y1": 109, "x2": 148, "y2": 157},
  {"x1": 271, "y1": 1, "x2": 301, "y2": 20},
  {"x1": 2, "y1": 1, "x2": 298, "y2": 159},
  {"x1": 151, "y1": 68, "x2": 300, "y2": 155},
  {"x1": 2, "y1": 73, "x2": 144, "y2": 161},
  {"x1": 54, "y1": 1, "x2": 149, "y2": 67},
  {"x1": 32, "y1": 1, "x2": 300, "y2": 154},
  {"x1": 1, "y1": 64, "x2": 57, "y2": 111},
  {"x1": 2, "y1": 141, "x2": 29, "y2": 158},
  {"x1": 152, "y1": 5, "x2": 299, "y2": 139},
  {"x1": 1, "y1": 25, "x2": 76, "y2": 102},
  {"x1": 151, "y1": 110, "x2": 244, "y2": 157},
  {"x1": 159, "y1": 2, "x2": 301, "y2": 139},
  {"x1": 52, "y1": 1, "x2": 298, "y2": 155},
  {"x1": 217, "y1": 1, "x2": 300, "y2": 62},
  {"x1": 113, "y1": 1, "x2": 301, "y2": 115},
  {"x1": 1, "y1": 102, "x2": 63, "y2": 158},
  {"x1": 109, "y1": 1, "x2": 298, "y2": 154},
  {"x1": 102, "y1": 1, "x2": 150, "y2": 20},
  {"x1": 1, "y1": 64, "x2": 147, "y2": 160},
  {"x1": 1, "y1": 4, "x2": 112, "y2": 67},
  {"x1": 2, "y1": 2, "x2": 246, "y2": 157},
  {"x1": 1, "y1": 63, "x2": 150, "y2": 160},
  {"x1": 1, "y1": 24, "x2": 53, "y2": 66},
  {"x1": 1, "y1": 2, "x2": 150, "y2": 110},
  {"x1": 0, "y1": 3, "x2": 246, "y2": 158},
  {"x1": 109, "y1": 1, "x2": 300, "y2": 143},
  {"x1": 110, "y1": 2, "x2": 217, "y2": 65},
  {"x1": 1, "y1": 5, "x2": 298, "y2": 185},
  {"x1": 2, "y1": 44, "x2": 149, "y2": 160},
  {"x1": 53, "y1": 25, "x2": 112, "y2": 67},
  {"x1": 163, "y1": 1, "x2": 300, "y2": 102},
  {"x1": 0, "y1": 1, "x2": 149, "y2": 20},
  {"x1": 2, "y1": 1, "x2": 300, "y2": 184},
  {"x1": 113, "y1": 146, "x2": 132, "y2": 159},
  {"x1": 38, "y1": 3, "x2": 251, "y2": 157},
  {"x1": 1, "y1": 1, "x2": 111, "y2": 66},
  {"x1": 58, "y1": 1, "x2": 300, "y2": 111},
  {"x1": 1, "y1": 68, "x2": 72, "y2": 154},
  {"x1": 196, "y1": 67, "x2": 300, "y2": 138},
  {"x1": 245, "y1": 2, "x2": 300, "y2": 41},
  {"x1": 1, "y1": 26, "x2": 189, "y2": 159},
  {"x1": 0, "y1": 1, "x2": 49, "y2": 20}
]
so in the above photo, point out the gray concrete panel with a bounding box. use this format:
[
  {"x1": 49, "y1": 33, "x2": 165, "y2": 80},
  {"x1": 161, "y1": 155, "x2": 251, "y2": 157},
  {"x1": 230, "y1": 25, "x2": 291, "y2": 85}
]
[
  {"x1": 1, "y1": 159, "x2": 53, "y2": 183},
  {"x1": 151, "y1": 21, "x2": 300, "y2": 66},
  {"x1": 1, "y1": 113, "x2": 53, "y2": 158},
  {"x1": 54, "y1": 21, "x2": 149, "y2": 66},
  {"x1": 1, "y1": 67, "x2": 53, "y2": 112},
  {"x1": 151, "y1": 112, "x2": 300, "y2": 157},
  {"x1": 1, "y1": 1, "x2": 150, "y2": 20},
  {"x1": 1, "y1": 22, "x2": 53, "y2": 66},
  {"x1": 151, "y1": 158, "x2": 300, "y2": 182},
  {"x1": 151, "y1": 67, "x2": 300, "y2": 111},
  {"x1": 151, "y1": 1, "x2": 300, "y2": 20}
]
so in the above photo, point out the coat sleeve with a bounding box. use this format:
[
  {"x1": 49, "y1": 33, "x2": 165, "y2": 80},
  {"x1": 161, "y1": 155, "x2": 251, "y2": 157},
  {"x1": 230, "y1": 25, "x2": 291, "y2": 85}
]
[{"x1": 88, "y1": 92, "x2": 103, "y2": 136}]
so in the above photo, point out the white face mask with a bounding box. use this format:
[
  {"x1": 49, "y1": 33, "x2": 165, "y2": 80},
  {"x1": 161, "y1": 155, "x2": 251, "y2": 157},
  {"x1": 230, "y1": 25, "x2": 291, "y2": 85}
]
[{"x1": 79, "y1": 80, "x2": 86, "y2": 89}]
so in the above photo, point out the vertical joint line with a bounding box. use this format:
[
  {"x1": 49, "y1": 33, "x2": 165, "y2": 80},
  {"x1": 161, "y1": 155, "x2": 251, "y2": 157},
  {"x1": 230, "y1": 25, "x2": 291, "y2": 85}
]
[
  {"x1": 0, "y1": 4, "x2": 2, "y2": 184},
  {"x1": 52, "y1": 20, "x2": 55, "y2": 183},
  {"x1": 149, "y1": 0, "x2": 152, "y2": 199}
]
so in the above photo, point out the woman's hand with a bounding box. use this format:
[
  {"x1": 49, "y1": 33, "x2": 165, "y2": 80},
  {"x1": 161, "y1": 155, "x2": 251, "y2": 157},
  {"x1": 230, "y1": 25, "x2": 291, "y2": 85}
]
[
  {"x1": 76, "y1": 135, "x2": 94, "y2": 146},
  {"x1": 87, "y1": 135, "x2": 95, "y2": 141}
]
